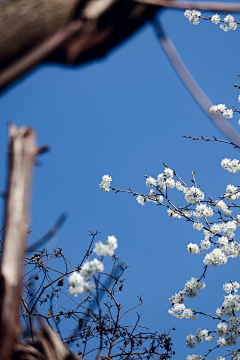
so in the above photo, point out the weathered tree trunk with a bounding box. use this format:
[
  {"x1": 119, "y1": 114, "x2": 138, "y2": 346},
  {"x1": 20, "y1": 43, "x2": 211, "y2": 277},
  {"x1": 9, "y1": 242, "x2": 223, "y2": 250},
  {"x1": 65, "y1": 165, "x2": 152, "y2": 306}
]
[{"x1": 0, "y1": 125, "x2": 37, "y2": 360}]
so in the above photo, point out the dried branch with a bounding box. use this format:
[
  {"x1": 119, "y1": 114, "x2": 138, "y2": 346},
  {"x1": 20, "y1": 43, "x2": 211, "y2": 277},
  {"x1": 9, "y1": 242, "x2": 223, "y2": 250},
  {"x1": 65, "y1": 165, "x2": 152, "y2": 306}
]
[{"x1": 0, "y1": 124, "x2": 38, "y2": 360}]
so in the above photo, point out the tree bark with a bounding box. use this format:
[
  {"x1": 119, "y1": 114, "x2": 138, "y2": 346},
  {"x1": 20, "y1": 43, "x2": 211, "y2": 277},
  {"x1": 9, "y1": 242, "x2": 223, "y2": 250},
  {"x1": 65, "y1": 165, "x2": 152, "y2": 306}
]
[
  {"x1": 0, "y1": 0, "x2": 159, "y2": 91},
  {"x1": 0, "y1": 0, "x2": 81, "y2": 69},
  {"x1": 0, "y1": 125, "x2": 37, "y2": 360}
]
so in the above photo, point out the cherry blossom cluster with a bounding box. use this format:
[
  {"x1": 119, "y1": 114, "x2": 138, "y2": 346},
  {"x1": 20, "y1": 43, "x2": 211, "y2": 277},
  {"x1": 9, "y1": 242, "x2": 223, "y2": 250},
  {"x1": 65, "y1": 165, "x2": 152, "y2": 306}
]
[
  {"x1": 184, "y1": 10, "x2": 238, "y2": 32},
  {"x1": 209, "y1": 88, "x2": 240, "y2": 127},
  {"x1": 184, "y1": 281, "x2": 240, "y2": 359},
  {"x1": 209, "y1": 104, "x2": 233, "y2": 119},
  {"x1": 99, "y1": 150, "x2": 240, "y2": 358},
  {"x1": 99, "y1": 174, "x2": 112, "y2": 192},
  {"x1": 68, "y1": 235, "x2": 118, "y2": 297},
  {"x1": 221, "y1": 158, "x2": 240, "y2": 174},
  {"x1": 168, "y1": 277, "x2": 205, "y2": 320}
]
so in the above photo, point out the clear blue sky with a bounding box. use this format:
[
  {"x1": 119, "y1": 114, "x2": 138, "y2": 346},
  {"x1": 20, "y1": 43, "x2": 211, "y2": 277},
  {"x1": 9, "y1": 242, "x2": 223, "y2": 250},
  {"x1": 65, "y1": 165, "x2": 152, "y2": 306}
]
[{"x1": 1, "y1": 3, "x2": 240, "y2": 359}]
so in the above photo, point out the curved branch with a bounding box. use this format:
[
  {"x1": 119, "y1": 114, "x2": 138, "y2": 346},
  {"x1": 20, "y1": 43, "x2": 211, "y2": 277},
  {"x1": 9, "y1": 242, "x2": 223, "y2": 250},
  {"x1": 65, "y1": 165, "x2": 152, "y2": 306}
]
[{"x1": 153, "y1": 18, "x2": 240, "y2": 148}]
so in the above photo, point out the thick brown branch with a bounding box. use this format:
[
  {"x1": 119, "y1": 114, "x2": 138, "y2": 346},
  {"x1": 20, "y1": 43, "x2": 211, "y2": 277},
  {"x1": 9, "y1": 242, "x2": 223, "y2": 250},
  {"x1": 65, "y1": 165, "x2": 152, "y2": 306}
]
[
  {"x1": 0, "y1": 124, "x2": 37, "y2": 360},
  {"x1": 134, "y1": 0, "x2": 240, "y2": 12},
  {"x1": 0, "y1": 0, "x2": 158, "y2": 92}
]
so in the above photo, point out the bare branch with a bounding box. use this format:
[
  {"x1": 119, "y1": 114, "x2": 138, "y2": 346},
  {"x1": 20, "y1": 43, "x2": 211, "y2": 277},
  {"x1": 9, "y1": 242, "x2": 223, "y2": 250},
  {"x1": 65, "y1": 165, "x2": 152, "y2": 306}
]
[{"x1": 134, "y1": 0, "x2": 240, "y2": 12}]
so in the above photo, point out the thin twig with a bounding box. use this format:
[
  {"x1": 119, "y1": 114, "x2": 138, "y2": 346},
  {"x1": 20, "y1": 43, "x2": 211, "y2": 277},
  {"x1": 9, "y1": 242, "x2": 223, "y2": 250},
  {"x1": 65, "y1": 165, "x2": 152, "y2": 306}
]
[{"x1": 183, "y1": 135, "x2": 240, "y2": 149}]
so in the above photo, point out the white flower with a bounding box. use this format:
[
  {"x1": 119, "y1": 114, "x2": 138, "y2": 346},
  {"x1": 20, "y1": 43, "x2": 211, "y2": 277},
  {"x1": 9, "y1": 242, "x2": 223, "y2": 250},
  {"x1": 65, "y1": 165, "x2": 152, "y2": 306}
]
[
  {"x1": 205, "y1": 335, "x2": 214, "y2": 342},
  {"x1": 225, "y1": 184, "x2": 240, "y2": 200},
  {"x1": 232, "y1": 351, "x2": 240, "y2": 360},
  {"x1": 218, "y1": 236, "x2": 228, "y2": 247},
  {"x1": 220, "y1": 24, "x2": 230, "y2": 32},
  {"x1": 223, "y1": 281, "x2": 240, "y2": 294},
  {"x1": 211, "y1": 13, "x2": 220, "y2": 24},
  {"x1": 217, "y1": 322, "x2": 228, "y2": 336},
  {"x1": 183, "y1": 187, "x2": 204, "y2": 204},
  {"x1": 233, "y1": 281, "x2": 240, "y2": 292},
  {"x1": 189, "y1": 16, "x2": 199, "y2": 25},
  {"x1": 196, "y1": 328, "x2": 208, "y2": 343},
  {"x1": 164, "y1": 168, "x2": 174, "y2": 178},
  {"x1": 81, "y1": 259, "x2": 104, "y2": 279},
  {"x1": 183, "y1": 277, "x2": 205, "y2": 297},
  {"x1": 229, "y1": 22, "x2": 237, "y2": 30},
  {"x1": 221, "y1": 158, "x2": 231, "y2": 170},
  {"x1": 193, "y1": 221, "x2": 203, "y2": 231},
  {"x1": 217, "y1": 337, "x2": 227, "y2": 347},
  {"x1": 223, "y1": 109, "x2": 233, "y2": 119},
  {"x1": 229, "y1": 159, "x2": 240, "y2": 174},
  {"x1": 215, "y1": 200, "x2": 231, "y2": 215},
  {"x1": 221, "y1": 158, "x2": 240, "y2": 174},
  {"x1": 187, "y1": 243, "x2": 202, "y2": 255},
  {"x1": 216, "y1": 307, "x2": 224, "y2": 317},
  {"x1": 203, "y1": 248, "x2": 228, "y2": 266},
  {"x1": 94, "y1": 235, "x2": 118, "y2": 257},
  {"x1": 99, "y1": 175, "x2": 112, "y2": 192},
  {"x1": 165, "y1": 178, "x2": 175, "y2": 188},
  {"x1": 157, "y1": 195, "x2": 163, "y2": 203},
  {"x1": 83, "y1": 281, "x2": 95, "y2": 293},
  {"x1": 106, "y1": 235, "x2": 118, "y2": 250},
  {"x1": 210, "y1": 223, "x2": 222, "y2": 234},
  {"x1": 185, "y1": 10, "x2": 201, "y2": 25},
  {"x1": 193, "y1": 204, "x2": 213, "y2": 218},
  {"x1": 176, "y1": 181, "x2": 184, "y2": 191},
  {"x1": 210, "y1": 104, "x2": 226, "y2": 114},
  {"x1": 169, "y1": 292, "x2": 185, "y2": 305},
  {"x1": 157, "y1": 173, "x2": 164, "y2": 183},
  {"x1": 146, "y1": 176, "x2": 156, "y2": 187},
  {"x1": 191, "y1": 10, "x2": 201, "y2": 18},
  {"x1": 184, "y1": 9, "x2": 192, "y2": 18},
  {"x1": 167, "y1": 209, "x2": 182, "y2": 219},
  {"x1": 68, "y1": 272, "x2": 85, "y2": 297},
  {"x1": 222, "y1": 221, "x2": 237, "y2": 238},
  {"x1": 136, "y1": 195, "x2": 144, "y2": 206},
  {"x1": 200, "y1": 239, "x2": 210, "y2": 250},
  {"x1": 186, "y1": 356, "x2": 203, "y2": 360},
  {"x1": 209, "y1": 105, "x2": 219, "y2": 115},
  {"x1": 186, "y1": 334, "x2": 196, "y2": 348},
  {"x1": 224, "y1": 14, "x2": 235, "y2": 24}
]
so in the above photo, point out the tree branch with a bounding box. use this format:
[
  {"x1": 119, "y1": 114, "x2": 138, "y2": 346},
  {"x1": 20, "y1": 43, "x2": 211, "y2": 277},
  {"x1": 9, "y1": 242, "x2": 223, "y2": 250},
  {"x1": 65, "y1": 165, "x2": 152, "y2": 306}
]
[{"x1": 134, "y1": 0, "x2": 240, "y2": 12}]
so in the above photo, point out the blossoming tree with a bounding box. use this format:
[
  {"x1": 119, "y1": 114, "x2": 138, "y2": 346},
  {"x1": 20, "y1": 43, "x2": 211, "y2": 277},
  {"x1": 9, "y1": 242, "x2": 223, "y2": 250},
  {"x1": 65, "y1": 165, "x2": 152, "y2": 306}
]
[{"x1": 99, "y1": 10, "x2": 240, "y2": 360}]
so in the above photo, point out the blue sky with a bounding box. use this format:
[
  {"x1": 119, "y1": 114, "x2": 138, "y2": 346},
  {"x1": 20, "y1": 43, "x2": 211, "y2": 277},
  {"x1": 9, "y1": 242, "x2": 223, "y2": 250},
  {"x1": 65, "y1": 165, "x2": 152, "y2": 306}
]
[{"x1": 1, "y1": 3, "x2": 240, "y2": 359}]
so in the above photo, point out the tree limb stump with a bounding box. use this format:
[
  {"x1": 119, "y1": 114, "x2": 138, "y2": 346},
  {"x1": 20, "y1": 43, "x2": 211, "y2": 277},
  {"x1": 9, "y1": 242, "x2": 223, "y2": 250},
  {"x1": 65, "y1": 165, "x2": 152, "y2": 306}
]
[{"x1": 0, "y1": 124, "x2": 37, "y2": 360}]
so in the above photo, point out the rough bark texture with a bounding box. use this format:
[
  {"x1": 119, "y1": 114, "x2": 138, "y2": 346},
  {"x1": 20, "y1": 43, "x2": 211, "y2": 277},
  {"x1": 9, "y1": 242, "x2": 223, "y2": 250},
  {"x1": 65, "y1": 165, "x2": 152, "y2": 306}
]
[
  {"x1": 0, "y1": 0, "x2": 81, "y2": 69},
  {"x1": 0, "y1": 125, "x2": 37, "y2": 360},
  {"x1": 0, "y1": 0, "x2": 159, "y2": 76}
]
